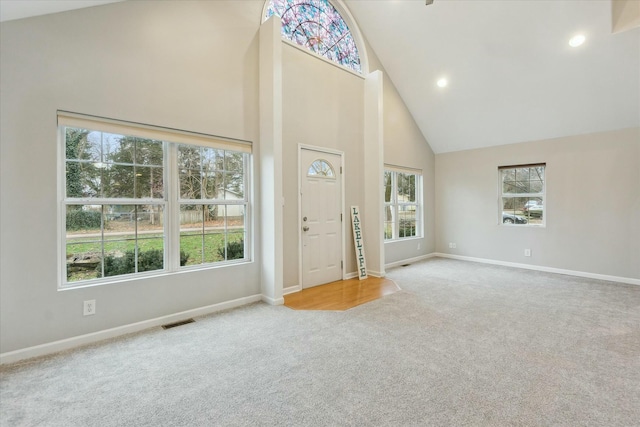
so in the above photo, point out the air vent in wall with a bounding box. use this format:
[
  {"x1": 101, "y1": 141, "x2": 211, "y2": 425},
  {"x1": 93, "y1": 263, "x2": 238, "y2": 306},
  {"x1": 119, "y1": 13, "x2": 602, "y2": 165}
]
[{"x1": 162, "y1": 318, "x2": 195, "y2": 329}]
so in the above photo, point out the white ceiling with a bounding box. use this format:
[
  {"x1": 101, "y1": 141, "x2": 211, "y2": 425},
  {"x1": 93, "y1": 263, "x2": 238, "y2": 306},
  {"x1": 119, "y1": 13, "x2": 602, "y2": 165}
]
[
  {"x1": 0, "y1": 0, "x2": 123, "y2": 22},
  {"x1": 346, "y1": 0, "x2": 640, "y2": 153},
  {"x1": 2, "y1": 0, "x2": 638, "y2": 154}
]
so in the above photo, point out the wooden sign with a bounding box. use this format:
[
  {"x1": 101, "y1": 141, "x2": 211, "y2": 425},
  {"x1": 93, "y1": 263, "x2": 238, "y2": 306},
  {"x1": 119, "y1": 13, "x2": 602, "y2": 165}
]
[{"x1": 350, "y1": 206, "x2": 367, "y2": 280}]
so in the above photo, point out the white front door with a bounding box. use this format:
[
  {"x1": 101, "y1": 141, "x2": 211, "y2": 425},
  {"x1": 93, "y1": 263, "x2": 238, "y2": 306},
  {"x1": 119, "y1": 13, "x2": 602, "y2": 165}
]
[{"x1": 300, "y1": 148, "x2": 343, "y2": 289}]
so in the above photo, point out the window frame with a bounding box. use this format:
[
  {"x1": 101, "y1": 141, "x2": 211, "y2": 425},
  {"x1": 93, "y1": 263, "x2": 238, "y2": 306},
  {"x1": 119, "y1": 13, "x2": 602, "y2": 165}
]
[
  {"x1": 58, "y1": 112, "x2": 252, "y2": 289},
  {"x1": 383, "y1": 166, "x2": 423, "y2": 241},
  {"x1": 263, "y1": 0, "x2": 366, "y2": 75},
  {"x1": 498, "y1": 163, "x2": 546, "y2": 227}
]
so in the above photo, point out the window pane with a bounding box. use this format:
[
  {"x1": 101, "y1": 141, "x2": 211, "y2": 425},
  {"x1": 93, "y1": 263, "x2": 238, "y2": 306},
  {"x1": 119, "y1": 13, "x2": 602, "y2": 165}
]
[
  {"x1": 180, "y1": 168, "x2": 202, "y2": 199},
  {"x1": 66, "y1": 161, "x2": 100, "y2": 198},
  {"x1": 224, "y1": 172, "x2": 244, "y2": 199},
  {"x1": 137, "y1": 238, "x2": 164, "y2": 272},
  {"x1": 103, "y1": 205, "x2": 135, "y2": 241},
  {"x1": 182, "y1": 234, "x2": 203, "y2": 266},
  {"x1": 384, "y1": 204, "x2": 395, "y2": 240},
  {"x1": 65, "y1": 129, "x2": 100, "y2": 162},
  {"x1": 204, "y1": 204, "x2": 226, "y2": 263},
  {"x1": 397, "y1": 173, "x2": 416, "y2": 202},
  {"x1": 203, "y1": 232, "x2": 225, "y2": 263},
  {"x1": 135, "y1": 139, "x2": 163, "y2": 166},
  {"x1": 202, "y1": 147, "x2": 224, "y2": 171},
  {"x1": 502, "y1": 197, "x2": 529, "y2": 225},
  {"x1": 104, "y1": 165, "x2": 135, "y2": 198},
  {"x1": 104, "y1": 135, "x2": 135, "y2": 165},
  {"x1": 225, "y1": 152, "x2": 244, "y2": 173},
  {"x1": 227, "y1": 204, "x2": 245, "y2": 230},
  {"x1": 102, "y1": 240, "x2": 136, "y2": 277},
  {"x1": 137, "y1": 205, "x2": 164, "y2": 235},
  {"x1": 135, "y1": 166, "x2": 163, "y2": 199},
  {"x1": 384, "y1": 171, "x2": 392, "y2": 203},
  {"x1": 66, "y1": 205, "x2": 102, "y2": 233},
  {"x1": 66, "y1": 240, "x2": 101, "y2": 282},
  {"x1": 204, "y1": 171, "x2": 223, "y2": 200},
  {"x1": 226, "y1": 232, "x2": 245, "y2": 260},
  {"x1": 501, "y1": 169, "x2": 516, "y2": 194},
  {"x1": 178, "y1": 145, "x2": 201, "y2": 170},
  {"x1": 180, "y1": 204, "x2": 203, "y2": 266},
  {"x1": 500, "y1": 165, "x2": 545, "y2": 226},
  {"x1": 529, "y1": 179, "x2": 543, "y2": 193},
  {"x1": 399, "y1": 205, "x2": 417, "y2": 238}
]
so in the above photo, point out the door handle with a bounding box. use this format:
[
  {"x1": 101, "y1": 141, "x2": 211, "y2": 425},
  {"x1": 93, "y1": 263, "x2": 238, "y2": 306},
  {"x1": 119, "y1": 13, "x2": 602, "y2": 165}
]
[{"x1": 303, "y1": 226, "x2": 309, "y2": 231}]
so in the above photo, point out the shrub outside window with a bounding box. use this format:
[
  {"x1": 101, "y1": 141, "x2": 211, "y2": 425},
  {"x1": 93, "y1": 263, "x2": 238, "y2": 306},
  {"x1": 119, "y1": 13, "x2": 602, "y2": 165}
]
[
  {"x1": 384, "y1": 168, "x2": 422, "y2": 240},
  {"x1": 60, "y1": 113, "x2": 251, "y2": 287},
  {"x1": 499, "y1": 164, "x2": 546, "y2": 226}
]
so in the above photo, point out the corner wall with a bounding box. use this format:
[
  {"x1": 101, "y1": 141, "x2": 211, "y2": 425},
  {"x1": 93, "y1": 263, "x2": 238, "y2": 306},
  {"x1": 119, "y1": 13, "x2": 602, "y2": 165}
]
[{"x1": 435, "y1": 128, "x2": 640, "y2": 280}]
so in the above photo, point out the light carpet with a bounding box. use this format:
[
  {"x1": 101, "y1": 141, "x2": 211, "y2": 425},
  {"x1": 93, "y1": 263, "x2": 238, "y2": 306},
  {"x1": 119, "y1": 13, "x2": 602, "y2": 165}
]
[{"x1": 1, "y1": 258, "x2": 639, "y2": 426}]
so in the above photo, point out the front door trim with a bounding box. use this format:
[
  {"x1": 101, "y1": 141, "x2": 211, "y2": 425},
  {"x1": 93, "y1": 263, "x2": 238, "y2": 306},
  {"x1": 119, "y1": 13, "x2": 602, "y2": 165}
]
[{"x1": 298, "y1": 144, "x2": 346, "y2": 289}]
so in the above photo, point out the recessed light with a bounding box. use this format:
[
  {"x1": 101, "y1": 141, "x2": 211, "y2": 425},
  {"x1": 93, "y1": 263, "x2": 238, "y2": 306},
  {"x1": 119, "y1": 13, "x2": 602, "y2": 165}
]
[
  {"x1": 437, "y1": 78, "x2": 448, "y2": 88},
  {"x1": 569, "y1": 34, "x2": 585, "y2": 47}
]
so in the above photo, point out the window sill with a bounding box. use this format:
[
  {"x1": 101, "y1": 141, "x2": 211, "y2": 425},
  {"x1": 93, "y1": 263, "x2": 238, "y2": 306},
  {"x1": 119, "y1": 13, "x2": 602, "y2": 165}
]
[{"x1": 59, "y1": 259, "x2": 253, "y2": 291}]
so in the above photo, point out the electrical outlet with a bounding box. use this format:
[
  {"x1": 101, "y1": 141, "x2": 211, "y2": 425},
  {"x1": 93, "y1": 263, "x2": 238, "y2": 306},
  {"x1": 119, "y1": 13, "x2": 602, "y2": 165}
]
[
  {"x1": 417, "y1": 243, "x2": 421, "y2": 250},
  {"x1": 524, "y1": 249, "x2": 531, "y2": 257},
  {"x1": 449, "y1": 243, "x2": 457, "y2": 249},
  {"x1": 83, "y1": 300, "x2": 96, "y2": 316}
]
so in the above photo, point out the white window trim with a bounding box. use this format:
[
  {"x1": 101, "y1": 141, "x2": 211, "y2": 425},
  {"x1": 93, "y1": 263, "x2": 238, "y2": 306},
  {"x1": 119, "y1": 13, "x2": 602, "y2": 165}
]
[
  {"x1": 384, "y1": 166, "x2": 423, "y2": 242},
  {"x1": 58, "y1": 112, "x2": 252, "y2": 289},
  {"x1": 498, "y1": 163, "x2": 546, "y2": 227}
]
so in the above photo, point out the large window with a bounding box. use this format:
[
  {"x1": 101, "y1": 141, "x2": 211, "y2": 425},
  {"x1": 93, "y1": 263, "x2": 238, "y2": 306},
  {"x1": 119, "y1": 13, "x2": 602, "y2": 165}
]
[
  {"x1": 60, "y1": 113, "x2": 251, "y2": 287},
  {"x1": 499, "y1": 164, "x2": 545, "y2": 226},
  {"x1": 264, "y1": 0, "x2": 362, "y2": 73},
  {"x1": 384, "y1": 168, "x2": 422, "y2": 241}
]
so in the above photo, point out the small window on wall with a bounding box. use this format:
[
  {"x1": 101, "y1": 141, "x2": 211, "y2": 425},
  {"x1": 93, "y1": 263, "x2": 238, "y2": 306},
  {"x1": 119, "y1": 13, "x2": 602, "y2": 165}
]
[
  {"x1": 384, "y1": 167, "x2": 422, "y2": 240},
  {"x1": 499, "y1": 163, "x2": 545, "y2": 226}
]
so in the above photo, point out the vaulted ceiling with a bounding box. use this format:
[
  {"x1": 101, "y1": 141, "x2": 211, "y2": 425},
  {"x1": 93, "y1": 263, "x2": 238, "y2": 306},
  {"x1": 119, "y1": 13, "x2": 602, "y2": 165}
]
[
  {"x1": 346, "y1": 0, "x2": 640, "y2": 153},
  {"x1": 2, "y1": 0, "x2": 638, "y2": 154}
]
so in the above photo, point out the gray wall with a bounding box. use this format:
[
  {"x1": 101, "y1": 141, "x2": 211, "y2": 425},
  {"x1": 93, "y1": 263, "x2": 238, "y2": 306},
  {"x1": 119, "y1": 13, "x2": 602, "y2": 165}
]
[
  {"x1": 366, "y1": 42, "x2": 437, "y2": 266},
  {"x1": 0, "y1": 1, "x2": 266, "y2": 354},
  {"x1": 0, "y1": 0, "x2": 435, "y2": 354},
  {"x1": 382, "y1": 73, "x2": 436, "y2": 265},
  {"x1": 435, "y1": 128, "x2": 640, "y2": 280},
  {"x1": 281, "y1": 45, "x2": 365, "y2": 285}
]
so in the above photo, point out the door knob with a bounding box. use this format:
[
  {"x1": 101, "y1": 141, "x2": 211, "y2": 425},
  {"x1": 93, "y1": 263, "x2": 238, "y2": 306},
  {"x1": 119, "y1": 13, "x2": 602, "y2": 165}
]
[{"x1": 303, "y1": 226, "x2": 309, "y2": 231}]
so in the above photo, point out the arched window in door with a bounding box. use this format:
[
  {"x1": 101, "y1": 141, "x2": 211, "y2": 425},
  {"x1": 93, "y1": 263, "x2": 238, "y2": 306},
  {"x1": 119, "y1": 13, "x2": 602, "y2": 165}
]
[
  {"x1": 307, "y1": 159, "x2": 335, "y2": 178},
  {"x1": 264, "y1": 0, "x2": 362, "y2": 73}
]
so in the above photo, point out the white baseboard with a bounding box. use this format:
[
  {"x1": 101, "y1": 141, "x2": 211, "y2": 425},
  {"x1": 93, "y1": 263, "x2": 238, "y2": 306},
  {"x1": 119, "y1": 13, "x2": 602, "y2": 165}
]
[
  {"x1": 344, "y1": 272, "x2": 359, "y2": 280},
  {"x1": 261, "y1": 295, "x2": 285, "y2": 305},
  {"x1": 385, "y1": 253, "x2": 436, "y2": 270},
  {"x1": 367, "y1": 270, "x2": 385, "y2": 278},
  {"x1": 434, "y1": 253, "x2": 640, "y2": 286},
  {"x1": 283, "y1": 285, "x2": 301, "y2": 295},
  {"x1": 0, "y1": 294, "x2": 262, "y2": 366}
]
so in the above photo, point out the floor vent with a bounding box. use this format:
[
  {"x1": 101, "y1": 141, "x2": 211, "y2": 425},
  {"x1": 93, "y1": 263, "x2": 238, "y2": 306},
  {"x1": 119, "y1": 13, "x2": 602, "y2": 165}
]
[{"x1": 162, "y1": 318, "x2": 195, "y2": 330}]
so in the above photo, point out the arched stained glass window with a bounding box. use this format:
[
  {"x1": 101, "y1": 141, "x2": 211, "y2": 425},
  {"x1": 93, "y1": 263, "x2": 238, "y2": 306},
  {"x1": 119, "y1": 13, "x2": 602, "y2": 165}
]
[
  {"x1": 265, "y1": 0, "x2": 362, "y2": 73},
  {"x1": 307, "y1": 159, "x2": 335, "y2": 178}
]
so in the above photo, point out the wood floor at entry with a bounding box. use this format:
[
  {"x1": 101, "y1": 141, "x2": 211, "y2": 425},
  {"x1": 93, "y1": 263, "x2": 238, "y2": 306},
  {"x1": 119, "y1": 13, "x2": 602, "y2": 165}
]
[{"x1": 284, "y1": 277, "x2": 400, "y2": 311}]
